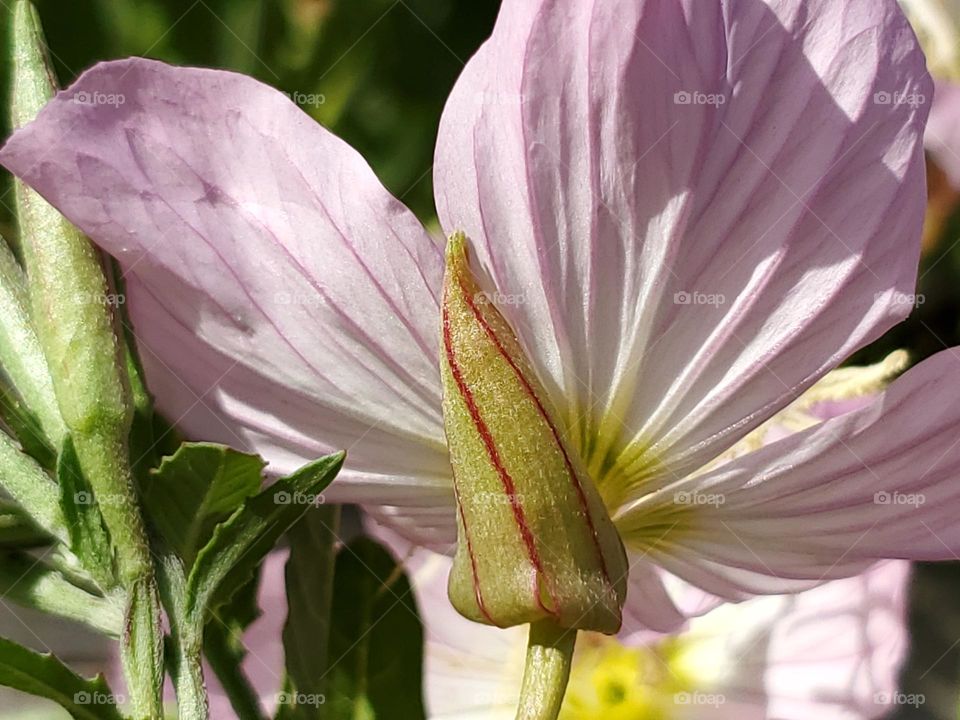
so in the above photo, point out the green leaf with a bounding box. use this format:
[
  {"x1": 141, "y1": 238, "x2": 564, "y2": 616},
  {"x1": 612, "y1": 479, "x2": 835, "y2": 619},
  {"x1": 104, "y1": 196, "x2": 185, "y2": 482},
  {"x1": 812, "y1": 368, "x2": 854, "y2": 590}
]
[
  {"x1": 145, "y1": 443, "x2": 265, "y2": 567},
  {"x1": 0, "y1": 550, "x2": 122, "y2": 636},
  {"x1": 0, "y1": 377, "x2": 57, "y2": 469},
  {"x1": 185, "y1": 452, "x2": 344, "y2": 626},
  {"x1": 56, "y1": 436, "x2": 116, "y2": 590},
  {"x1": 324, "y1": 538, "x2": 425, "y2": 720},
  {"x1": 0, "y1": 235, "x2": 65, "y2": 458},
  {"x1": 0, "y1": 429, "x2": 65, "y2": 542},
  {"x1": 0, "y1": 502, "x2": 52, "y2": 547},
  {"x1": 204, "y1": 568, "x2": 267, "y2": 720},
  {"x1": 0, "y1": 635, "x2": 123, "y2": 720},
  {"x1": 276, "y1": 506, "x2": 340, "y2": 720}
]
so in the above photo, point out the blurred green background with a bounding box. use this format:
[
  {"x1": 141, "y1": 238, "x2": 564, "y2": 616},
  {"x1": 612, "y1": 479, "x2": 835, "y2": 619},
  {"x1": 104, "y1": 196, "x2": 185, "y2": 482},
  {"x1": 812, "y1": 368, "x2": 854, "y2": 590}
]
[{"x1": 2, "y1": 1, "x2": 960, "y2": 718}]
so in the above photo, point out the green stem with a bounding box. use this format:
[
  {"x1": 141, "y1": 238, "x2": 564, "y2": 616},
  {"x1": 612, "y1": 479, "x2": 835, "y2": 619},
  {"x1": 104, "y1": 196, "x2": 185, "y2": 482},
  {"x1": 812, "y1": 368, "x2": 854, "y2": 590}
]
[
  {"x1": 205, "y1": 623, "x2": 266, "y2": 720},
  {"x1": 515, "y1": 621, "x2": 576, "y2": 720},
  {"x1": 156, "y1": 553, "x2": 210, "y2": 720}
]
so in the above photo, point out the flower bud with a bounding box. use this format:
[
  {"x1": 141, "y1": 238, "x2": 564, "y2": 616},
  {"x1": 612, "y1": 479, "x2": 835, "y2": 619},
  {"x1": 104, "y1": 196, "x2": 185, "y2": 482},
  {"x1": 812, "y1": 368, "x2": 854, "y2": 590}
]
[{"x1": 440, "y1": 232, "x2": 627, "y2": 634}]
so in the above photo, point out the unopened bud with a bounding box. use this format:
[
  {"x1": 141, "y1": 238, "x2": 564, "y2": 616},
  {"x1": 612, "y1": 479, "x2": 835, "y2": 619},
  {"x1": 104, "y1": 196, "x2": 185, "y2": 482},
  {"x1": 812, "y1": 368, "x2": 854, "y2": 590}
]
[{"x1": 440, "y1": 232, "x2": 627, "y2": 633}]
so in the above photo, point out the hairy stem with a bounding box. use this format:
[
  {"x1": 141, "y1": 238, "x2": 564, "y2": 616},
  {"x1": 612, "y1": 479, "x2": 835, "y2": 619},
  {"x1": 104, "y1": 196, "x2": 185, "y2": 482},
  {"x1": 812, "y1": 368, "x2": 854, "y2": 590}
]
[{"x1": 515, "y1": 620, "x2": 576, "y2": 720}]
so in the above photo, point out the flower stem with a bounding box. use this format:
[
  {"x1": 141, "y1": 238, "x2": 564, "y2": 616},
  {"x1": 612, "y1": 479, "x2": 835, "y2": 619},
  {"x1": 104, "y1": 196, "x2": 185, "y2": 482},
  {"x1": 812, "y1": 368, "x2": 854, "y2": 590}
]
[{"x1": 515, "y1": 620, "x2": 576, "y2": 720}]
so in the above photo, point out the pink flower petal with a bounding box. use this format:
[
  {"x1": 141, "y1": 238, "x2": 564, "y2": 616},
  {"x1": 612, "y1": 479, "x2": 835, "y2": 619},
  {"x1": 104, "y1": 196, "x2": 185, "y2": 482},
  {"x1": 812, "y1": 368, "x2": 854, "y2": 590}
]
[
  {"x1": 0, "y1": 59, "x2": 453, "y2": 508},
  {"x1": 687, "y1": 561, "x2": 909, "y2": 720},
  {"x1": 434, "y1": 0, "x2": 930, "y2": 488},
  {"x1": 626, "y1": 349, "x2": 960, "y2": 596},
  {"x1": 925, "y1": 79, "x2": 960, "y2": 189}
]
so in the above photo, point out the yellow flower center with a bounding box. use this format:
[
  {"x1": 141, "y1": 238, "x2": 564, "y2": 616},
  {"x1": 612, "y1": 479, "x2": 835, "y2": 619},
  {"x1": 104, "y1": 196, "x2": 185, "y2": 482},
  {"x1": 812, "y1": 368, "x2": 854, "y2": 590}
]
[{"x1": 559, "y1": 635, "x2": 698, "y2": 720}]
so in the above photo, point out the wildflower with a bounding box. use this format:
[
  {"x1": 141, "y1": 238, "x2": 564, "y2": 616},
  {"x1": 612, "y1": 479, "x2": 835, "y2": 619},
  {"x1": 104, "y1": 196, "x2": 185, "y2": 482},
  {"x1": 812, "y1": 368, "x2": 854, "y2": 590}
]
[{"x1": 2, "y1": 0, "x2": 953, "y2": 636}]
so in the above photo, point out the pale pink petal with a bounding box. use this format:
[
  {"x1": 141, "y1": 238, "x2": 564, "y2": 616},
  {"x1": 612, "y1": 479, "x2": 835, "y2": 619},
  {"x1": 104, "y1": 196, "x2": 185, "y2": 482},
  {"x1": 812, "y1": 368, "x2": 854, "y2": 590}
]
[
  {"x1": 0, "y1": 59, "x2": 453, "y2": 510},
  {"x1": 756, "y1": 561, "x2": 909, "y2": 720},
  {"x1": 435, "y1": 0, "x2": 929, "y2": 491},
  {"x1": 622, "y1": 349, "x2": 960, "y2": 596},
  {"x1": 925, "y1": 79, "x2": 960, "y2": 189},
  {"x1": 684, "y1": 561, "x2": 909, "y2": 720}
]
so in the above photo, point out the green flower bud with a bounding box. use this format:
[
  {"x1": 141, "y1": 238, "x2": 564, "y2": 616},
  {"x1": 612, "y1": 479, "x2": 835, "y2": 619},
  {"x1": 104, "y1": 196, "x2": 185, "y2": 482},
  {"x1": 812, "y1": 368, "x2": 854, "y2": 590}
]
[{"x1": 440, "y1": 232, "x2": 628, "y2": 634}]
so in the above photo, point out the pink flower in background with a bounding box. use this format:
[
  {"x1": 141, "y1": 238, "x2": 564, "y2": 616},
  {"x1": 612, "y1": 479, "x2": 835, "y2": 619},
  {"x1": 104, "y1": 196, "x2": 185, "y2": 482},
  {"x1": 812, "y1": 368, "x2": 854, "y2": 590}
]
[
  {"x1": 411, "y1": 553, "x2": 910, "y2": 720},
  {"x1": 3, "y1": 0, "x2": 960, "y2": 632}
]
